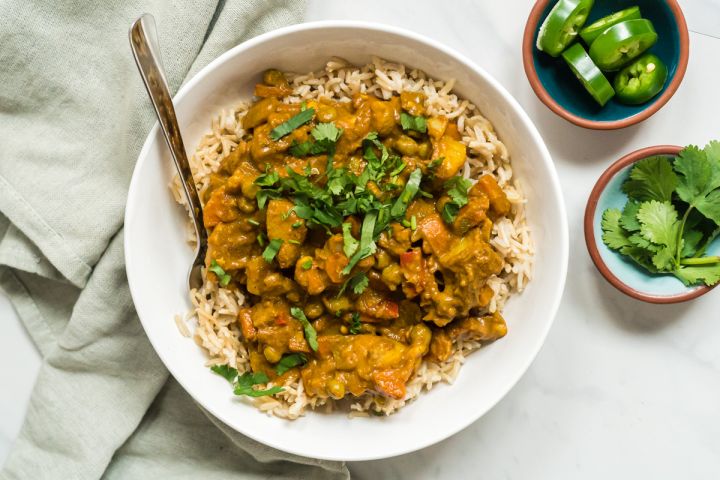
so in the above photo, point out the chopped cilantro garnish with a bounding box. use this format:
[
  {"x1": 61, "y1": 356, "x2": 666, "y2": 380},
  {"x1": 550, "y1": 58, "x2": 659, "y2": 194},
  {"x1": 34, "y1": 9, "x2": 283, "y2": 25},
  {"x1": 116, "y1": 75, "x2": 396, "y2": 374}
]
[
  {"x1": 255, "y1": 170, "x2": 280, "y2": 187},
  {"x1": 292, "y1": 221, "x2": 303, "y2": 228},
  {"x1": 208, "y1": 260, "x2": 231, "y2": 287},
  {"x1": 349, "y1": 312, "x2": 362, "y2": 334},
  {"x1": 269, "y1": 108, "x2": 315, "y2": 141},
  {"x1": 390, "y1": 169, "x2": 422, "y2": 218},
  {"x1": 301, "y1": 259, "x2": 313, "y2": 270},
  {"x1": 256, "y1": 232, "x2": 267, "y2": 247},
  {"x1": 400, "y1": 112, "x2": 427, "y2": 133},
  {"x1": 441, "y1": 176, "x2": 472, "y2": 223},
  {"x1": 275, "y1": 353, "x2": 307, "y2": 375},
  {"x1": 290, "y1": 307, "x2": 318, "y2": 351},
  {"x1": 262, "y1": 238, "x2": 283, "y2": 263},
  {"x1": 210, "y1": 364, "x2": 237, "y2": 383},
  {"x1": 312, "y1": 122, "x2": 343, "y2": 144},
  {"x1": 342, "y1": 222, "x2": 359, "y2": 258},
  {"x1": 338, "y1": 272, "x2": 369, "y2": 297},
  {"x1": 211, "y1": 366, "x2": 282, "y2": 398},
  {"x1": 233, "y1": 372, "x2": 284, "y2": 397},
  {"x1": 343, "y1": 211, "x2": 378, "y2": 274}
]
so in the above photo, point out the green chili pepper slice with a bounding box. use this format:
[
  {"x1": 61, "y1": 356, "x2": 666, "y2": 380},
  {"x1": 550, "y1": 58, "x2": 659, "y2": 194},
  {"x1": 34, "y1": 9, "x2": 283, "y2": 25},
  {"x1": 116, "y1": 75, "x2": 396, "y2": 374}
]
[
  {"x1": 589, "y1": 19, "x2": 658, "y2": 71},
  {"x1": 580, "y1": 6, "x2": 642, "y2": 45},
  {"x1": 536, "y1": 0, "x2": 595, "y2": 57},
  {"x1": 613, "y1": 54, "x2": 668, "y2": 105},
  {"x1": 562, "y1": 43, "x2": 615, "y2": 107}
]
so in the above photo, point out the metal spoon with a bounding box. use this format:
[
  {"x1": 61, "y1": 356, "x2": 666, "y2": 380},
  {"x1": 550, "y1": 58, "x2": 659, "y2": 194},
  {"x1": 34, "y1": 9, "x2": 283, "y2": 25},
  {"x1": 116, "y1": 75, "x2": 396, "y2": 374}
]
[{"x1": 129, "y1": 14, "x2": 207, "y2": 290}]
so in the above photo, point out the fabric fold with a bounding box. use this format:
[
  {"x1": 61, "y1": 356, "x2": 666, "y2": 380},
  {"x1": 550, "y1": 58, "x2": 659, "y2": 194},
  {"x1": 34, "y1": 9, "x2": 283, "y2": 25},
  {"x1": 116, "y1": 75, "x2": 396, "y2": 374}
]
[{"x1": 0, "y1": 0, "x2": 349, "y2": 477}]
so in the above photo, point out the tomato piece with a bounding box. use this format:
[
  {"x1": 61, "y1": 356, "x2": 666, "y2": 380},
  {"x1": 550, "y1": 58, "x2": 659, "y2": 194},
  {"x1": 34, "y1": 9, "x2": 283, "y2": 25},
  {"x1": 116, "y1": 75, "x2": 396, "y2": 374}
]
[
  {"x1": 536, "y1": 0, "x2": 595, "y2": 57},
  {"x1": 613, "y1": 54, "x2": 668, "y2": 105},
  {"x1": 580, "y1": 6, "x2": 642, "y2": 45},
  {"x1": 561, "y1": 43, "x2": 615, "y2": 106},
  {"x1": 589, "y1": 19, "x2": 658, "y2": 71}
]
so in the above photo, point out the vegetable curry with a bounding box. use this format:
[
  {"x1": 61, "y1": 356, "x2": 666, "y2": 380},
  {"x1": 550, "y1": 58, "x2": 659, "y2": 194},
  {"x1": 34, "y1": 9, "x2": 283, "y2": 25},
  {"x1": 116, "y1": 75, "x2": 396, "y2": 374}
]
[{"x1": 203, "y1": 70, "x2": 511, "y2": 401}]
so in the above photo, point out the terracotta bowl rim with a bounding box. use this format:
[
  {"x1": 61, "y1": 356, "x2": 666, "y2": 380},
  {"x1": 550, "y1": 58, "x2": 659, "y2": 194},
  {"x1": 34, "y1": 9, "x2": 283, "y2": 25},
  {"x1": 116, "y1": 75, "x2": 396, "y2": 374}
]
[
  {"x1": 584, "y1": 144, "x2": 716, "y2": 303},
  {"x1": 522, "y1": 0, "x2": 690, "y2": 130}
]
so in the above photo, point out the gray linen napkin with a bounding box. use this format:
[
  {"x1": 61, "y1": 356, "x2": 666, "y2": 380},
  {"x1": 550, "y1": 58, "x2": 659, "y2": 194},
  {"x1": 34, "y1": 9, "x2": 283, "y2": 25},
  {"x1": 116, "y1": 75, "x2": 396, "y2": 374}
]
[{"x1": 0, "y1": 1, "x2": 349, "y2": 478}]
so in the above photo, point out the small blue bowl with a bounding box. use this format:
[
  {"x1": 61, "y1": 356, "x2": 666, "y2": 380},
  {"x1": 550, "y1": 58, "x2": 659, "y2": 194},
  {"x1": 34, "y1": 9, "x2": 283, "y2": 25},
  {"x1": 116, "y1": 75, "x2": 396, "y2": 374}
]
[
  {"x1": 523, "y1": 0, "x2": 689, "y2": 130},
  {"x1": 585, "y1": 145, "x2": 718, "y2": 303}
]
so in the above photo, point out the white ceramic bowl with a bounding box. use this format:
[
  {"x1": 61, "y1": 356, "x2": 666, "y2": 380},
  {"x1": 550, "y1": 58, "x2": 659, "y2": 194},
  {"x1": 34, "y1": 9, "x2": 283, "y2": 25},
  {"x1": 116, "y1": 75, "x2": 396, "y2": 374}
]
[{"x1": 125, "y1": 21, "x2": 568, "y2": 461}]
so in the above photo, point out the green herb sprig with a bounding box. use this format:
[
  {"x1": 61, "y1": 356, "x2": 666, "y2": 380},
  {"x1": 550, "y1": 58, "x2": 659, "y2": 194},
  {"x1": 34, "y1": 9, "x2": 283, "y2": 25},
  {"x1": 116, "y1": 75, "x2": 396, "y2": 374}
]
[
  {"x1": 208, "y1": 260, "x2": 231, "y2": 287},
  {"x1": 290, "y1": 307, "x2": 318, "y2": 351},
  {"x1": 601, "y1": 142, "x2": 720, "y2": 286},
  {"x1": 210, "y1": 365, "x2": 284, "y2": 397},
  {"x1": 270, "y1": 108, "x2": 315, "y2": 140},
  {"x1": 275, "y1": 353, "x2": 307, "y2": 376}
]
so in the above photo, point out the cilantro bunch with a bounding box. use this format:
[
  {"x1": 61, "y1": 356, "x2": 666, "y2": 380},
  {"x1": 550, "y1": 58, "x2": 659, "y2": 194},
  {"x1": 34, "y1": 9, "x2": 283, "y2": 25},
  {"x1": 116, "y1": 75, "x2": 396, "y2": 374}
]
[{"x1": 601, "y1": 141, "x2": 720, "y2": 286}]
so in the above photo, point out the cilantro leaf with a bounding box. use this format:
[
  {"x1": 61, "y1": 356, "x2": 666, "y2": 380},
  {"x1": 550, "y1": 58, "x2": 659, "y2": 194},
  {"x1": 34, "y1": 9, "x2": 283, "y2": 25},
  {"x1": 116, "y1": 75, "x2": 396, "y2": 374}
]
[
  {"x1": 620, "y1": 201, "x2": 642, "y2": 232},
  {"x1": 441, "y1": 176, "x2": 473, "y2": 223},
  {"x1": 234, "y1": 372, "x2": 284, "y2": 397},
  {"x1": 350, "y1": 272, "x2": 369, "y2": 294},
  {"x1": 651, "y1": 245, "x2": 676, "y2": 271},
  {"x1": 390, "y1": 169, "x2": 422, "y2": 218},
  {"x1": 342, "y1": 222, "x2": 359, "y2": 258},
  {"x1": 619, "y1": 245, "x2": 659, "y2": 272},
  {"x1": 349, "y1": 312, "x2": 362, "y2": 334},
  {"x1": 338, "y1": 272, "x2": 369, "y2": 297},
  {"x1": 622, "y1": 156, "x2": 678, "y2": 202},
  {"x1": 637, "y1": 200, "x2": 680, "y2": 248},
  {"x1": 262, "y1": 238, "x2": 283, "y2": 263},
  {"x1": 255, "y1": 170, "x2": 280, "y2": 187},
  {"x1": 400, "y1": 113, "x2": 427, "y2": 133},
  {"x1": 275, "y1": 353, "x2": 307, "y2": 376},
  {"x1": 289, "y1": 140, "x2": 329, "y2": 157},
  {"x1": 343, "y1": 211, "x2": 378, "y2": 274},
  {"x1": 312, "y1": 122, "x2": 343, "y2": 143},
  {"x1": 290, "y1": 307, "x2": 318, "y2": 352},
  {"x1": 210, "y1": 364, "x2": 238, "y2": 383},
  {"x1": 681, "y1": 228, "x2": 704, "y2": 258},
  {"x1": 601, "y1": 209, "x2": 632, "y2": 250},
  {"x1": 674, "y1": 145, "x2": 720, "y2": 224},
  {"x1": 675, "y1": 263, "x2": 720, "y2": 286},
  {"x1": 208, "y1": 260, "x2": 232, "y2": 287},
  {"x1": 269, "y1": 108, "x2": 315, "y2": 141}
]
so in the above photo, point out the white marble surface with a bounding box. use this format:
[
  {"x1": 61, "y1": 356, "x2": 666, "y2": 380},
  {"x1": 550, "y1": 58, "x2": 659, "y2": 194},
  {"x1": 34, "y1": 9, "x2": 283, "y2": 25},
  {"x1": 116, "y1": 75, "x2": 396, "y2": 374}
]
[{"x1": 2, "y1": 0, "x2": 720, "y2": 477}]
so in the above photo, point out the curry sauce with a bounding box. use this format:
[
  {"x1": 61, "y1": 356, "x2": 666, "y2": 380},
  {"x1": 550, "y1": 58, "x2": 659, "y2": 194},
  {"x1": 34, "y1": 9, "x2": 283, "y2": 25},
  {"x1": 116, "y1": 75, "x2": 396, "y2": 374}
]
[{"x1": 202, "y1": 70, "x2": 510, "y2": 401}]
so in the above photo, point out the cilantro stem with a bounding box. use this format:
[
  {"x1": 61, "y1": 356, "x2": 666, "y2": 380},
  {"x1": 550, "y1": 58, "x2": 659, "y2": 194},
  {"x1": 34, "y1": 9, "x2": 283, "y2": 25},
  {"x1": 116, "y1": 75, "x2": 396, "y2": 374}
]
[
  {"x1": 674, "y1": 206, "x2": 693, "y2": 268},
  {"x1": 680, "y1": 256, "x2": 720, "y2": 266}
]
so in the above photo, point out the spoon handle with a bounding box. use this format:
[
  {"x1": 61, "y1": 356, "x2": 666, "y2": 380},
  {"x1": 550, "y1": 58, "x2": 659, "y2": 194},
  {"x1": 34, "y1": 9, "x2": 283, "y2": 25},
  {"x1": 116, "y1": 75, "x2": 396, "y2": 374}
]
[{"x1": 129, "y1": 14, "x2": 208, "y2": 264}]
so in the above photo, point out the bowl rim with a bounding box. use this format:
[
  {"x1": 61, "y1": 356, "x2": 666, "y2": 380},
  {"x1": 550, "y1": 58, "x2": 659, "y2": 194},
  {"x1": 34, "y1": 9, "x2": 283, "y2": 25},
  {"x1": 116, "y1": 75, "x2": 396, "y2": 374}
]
[
  {"x1": 522, "y1": 0, "x2": 690, "y2": 130},
  {"x1": 124, "y1": 19, "x2": 569, "y2": 461},
  {"x1": 584, "y1": 144, "x2": 715, "y2": 303}
]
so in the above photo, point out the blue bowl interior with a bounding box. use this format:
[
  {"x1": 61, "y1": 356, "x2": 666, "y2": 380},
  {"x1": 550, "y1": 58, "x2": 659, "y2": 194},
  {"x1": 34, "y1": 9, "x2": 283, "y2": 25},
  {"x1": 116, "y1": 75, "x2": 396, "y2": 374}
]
[
  {"x1": 593, "y1": 157, "x2": 720, "y2": 298},
  {"x1": 533, "y1": 0, "x2": 682, "y2": 123}
]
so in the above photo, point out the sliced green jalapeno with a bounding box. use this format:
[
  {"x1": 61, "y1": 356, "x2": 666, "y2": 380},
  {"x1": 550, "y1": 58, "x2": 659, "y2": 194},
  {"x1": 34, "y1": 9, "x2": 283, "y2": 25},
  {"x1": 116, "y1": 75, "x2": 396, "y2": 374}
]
[
  {"x1": 562, "y1": 43, "x2": 615, "y2": 106},
  {"x1": 589, "y1": 19, "x2": 658, "y2": 71},
  {"x1": 537, "y1": 0, "x2": 595, "y2": 57},
  {"x1": 580, "y1": 6, "x2": 642, "y2": 45},
  {"x1": 613, "y1": 53, "x2": 668, "y2": 104}
]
